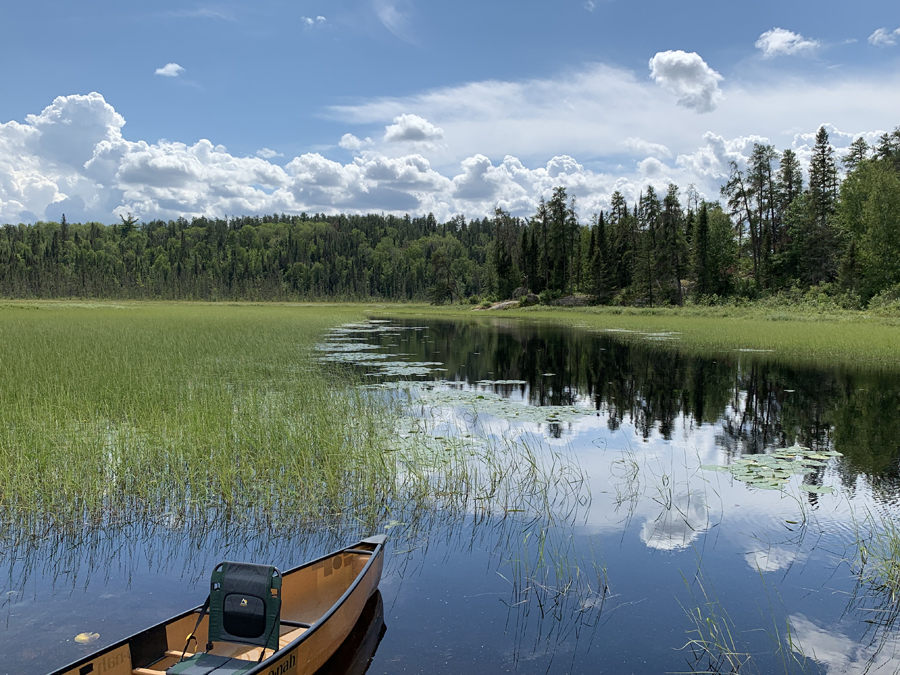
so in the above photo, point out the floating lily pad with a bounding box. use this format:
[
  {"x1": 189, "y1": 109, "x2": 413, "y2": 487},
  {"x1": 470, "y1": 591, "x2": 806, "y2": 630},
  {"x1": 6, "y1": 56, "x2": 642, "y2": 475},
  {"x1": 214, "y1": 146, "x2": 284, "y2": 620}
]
[
  {"x1": 700, "y1": 464, "x2": 729, "y2": 472},
  {"x1": 75, "y1": 632, "x2": 100, "y2": 644},
  {"x1": 701, "y1": 445, "x2": 841, "y2": 493},
  {"x1": 798, "y1": 484, "x2": 834, "y2": 494}
]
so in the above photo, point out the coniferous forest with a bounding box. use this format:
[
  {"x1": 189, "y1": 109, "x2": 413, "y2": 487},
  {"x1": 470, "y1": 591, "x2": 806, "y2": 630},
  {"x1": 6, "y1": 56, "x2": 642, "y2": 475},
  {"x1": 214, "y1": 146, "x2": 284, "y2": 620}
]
[{"x1": 2, "y1": 126, "x2": 899, "y2": 307}]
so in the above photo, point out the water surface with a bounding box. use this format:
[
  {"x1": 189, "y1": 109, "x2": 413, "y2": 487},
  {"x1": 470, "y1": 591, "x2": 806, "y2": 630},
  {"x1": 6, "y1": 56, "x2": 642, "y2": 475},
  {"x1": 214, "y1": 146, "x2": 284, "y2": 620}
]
[{"x1": 5, "y1": 316, "x2": 900, "y2": 674}]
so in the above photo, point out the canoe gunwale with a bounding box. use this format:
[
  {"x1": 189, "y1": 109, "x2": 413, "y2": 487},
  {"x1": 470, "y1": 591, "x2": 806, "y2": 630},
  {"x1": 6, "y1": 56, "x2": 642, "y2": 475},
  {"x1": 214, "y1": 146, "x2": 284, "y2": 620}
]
[
  {"x1": 46, "y1": 536, "x2": 386, "y2": 675},
  {"x1": 263, "y1": 537, "x2": 385, "y2": 668}
]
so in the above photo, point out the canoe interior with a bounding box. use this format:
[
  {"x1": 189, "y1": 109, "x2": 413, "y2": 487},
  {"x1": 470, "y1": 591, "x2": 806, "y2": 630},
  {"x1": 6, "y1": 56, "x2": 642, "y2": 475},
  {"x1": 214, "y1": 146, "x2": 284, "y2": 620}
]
[{"x1": 52, "y1": 538, "x2": 384, "y2": 675}]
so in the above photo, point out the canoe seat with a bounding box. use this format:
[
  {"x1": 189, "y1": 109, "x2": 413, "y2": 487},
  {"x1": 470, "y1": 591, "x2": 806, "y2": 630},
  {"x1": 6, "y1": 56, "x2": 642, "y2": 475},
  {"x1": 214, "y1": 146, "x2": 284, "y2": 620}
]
[
  {"x1": 166, "y1": 653, "x2": 256, "y2": 674},
  {"x1": 166, "y1": 561, "x2": 282, "y2": 675}
]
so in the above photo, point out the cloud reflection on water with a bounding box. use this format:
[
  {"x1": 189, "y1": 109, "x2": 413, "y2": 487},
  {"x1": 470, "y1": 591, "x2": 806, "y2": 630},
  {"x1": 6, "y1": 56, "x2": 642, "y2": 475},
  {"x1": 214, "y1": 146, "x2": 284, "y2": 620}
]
[{"x1": 789, "y1": 614, "x2": 900, "y2": 675}]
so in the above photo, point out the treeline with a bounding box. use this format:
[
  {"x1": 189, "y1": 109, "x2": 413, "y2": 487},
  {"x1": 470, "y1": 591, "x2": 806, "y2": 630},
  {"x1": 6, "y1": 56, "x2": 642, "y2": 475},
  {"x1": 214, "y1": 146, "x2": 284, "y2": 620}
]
[{"x1": 1, "y1": 126, "x2": 899, "y2": 306}]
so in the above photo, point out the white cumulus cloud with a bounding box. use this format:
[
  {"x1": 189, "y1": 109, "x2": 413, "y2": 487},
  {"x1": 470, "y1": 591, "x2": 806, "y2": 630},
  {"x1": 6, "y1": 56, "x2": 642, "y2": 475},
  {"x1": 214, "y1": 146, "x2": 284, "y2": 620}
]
[
  {"x1": 1, "y1": 86, "x2": 897, "y2": 228},
  {"x1": 648, "y1": 51, "x2": 723, "y2": 113},
  {"x1": 868, "y1": 27, "x2": 900, "y2": 47},
  {"x1": 339, "y1": 133, "x2": 373, "y2": 151},
  {"x1": 301, "y1": 16, "x2": 326, "y2": 27},
  {"x1": 383, "y1": 114, "x2": 444, "y2": 143},
  {"x1": 755, "y1": 28, "x2": 820, "y2": 58},
  {"x1": 155, "y1": 63, "x2": 185, "y2": 77},
  {"x1": 622, "y1": 137, "x2": 672, "y2": 159}
]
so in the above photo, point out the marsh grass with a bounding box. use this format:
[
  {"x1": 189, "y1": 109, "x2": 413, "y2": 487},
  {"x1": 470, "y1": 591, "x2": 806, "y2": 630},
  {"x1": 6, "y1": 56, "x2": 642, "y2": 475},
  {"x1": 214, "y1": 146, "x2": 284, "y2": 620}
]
[
  {"x1": 678, "y1": 562, "x2": 812, "y2": 675},
  {"x1": 854, "y1": 513, "x2": 900, "y2": 606},
  {"x1": 0, "y1": 303, "x2": 396, "y2": 536},
  {"x1": 849, "y1": 508, "x2": 900, "y2": 659},
  {"x1": 497, "y1": 525, "x2": 609, "y2": 670},
  {"x1": 0, "y1": 302, "x2": 588, "y2": 554}
]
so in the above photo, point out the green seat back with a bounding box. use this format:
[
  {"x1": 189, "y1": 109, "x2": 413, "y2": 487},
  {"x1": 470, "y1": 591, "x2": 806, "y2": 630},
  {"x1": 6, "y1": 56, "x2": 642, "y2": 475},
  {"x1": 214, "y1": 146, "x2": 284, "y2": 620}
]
[{"x1": 207, "y1": 562, "x2": 281, "y2": 651}]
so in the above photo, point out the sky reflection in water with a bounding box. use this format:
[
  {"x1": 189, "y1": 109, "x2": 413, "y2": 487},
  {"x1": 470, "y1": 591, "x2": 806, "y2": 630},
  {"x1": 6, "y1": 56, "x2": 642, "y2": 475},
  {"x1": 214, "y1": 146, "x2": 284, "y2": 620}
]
[{"x1": 5, "y1": 316, "x2": 900, "y2": 674}]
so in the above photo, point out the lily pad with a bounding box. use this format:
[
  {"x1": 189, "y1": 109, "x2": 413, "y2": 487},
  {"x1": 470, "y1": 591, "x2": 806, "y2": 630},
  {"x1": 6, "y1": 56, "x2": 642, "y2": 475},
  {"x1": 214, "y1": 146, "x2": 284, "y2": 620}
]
[
  {"x1": 75, "y1": 632, "x2": 100, "y2": 644},
  {"x1": 798, "y1": 484, "x2": 834, "y2": 494}
]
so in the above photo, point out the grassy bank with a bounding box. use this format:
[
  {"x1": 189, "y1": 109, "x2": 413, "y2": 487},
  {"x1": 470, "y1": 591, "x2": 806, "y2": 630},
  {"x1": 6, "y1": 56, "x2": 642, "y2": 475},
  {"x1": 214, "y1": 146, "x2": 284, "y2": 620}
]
[{"x1": 372, "y1": 303, "x2": 900, "y2": 368}]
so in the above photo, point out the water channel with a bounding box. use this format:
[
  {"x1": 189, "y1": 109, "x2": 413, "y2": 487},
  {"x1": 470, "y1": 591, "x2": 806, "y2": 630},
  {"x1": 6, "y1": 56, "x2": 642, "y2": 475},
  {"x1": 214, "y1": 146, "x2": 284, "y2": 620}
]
[{"x1": 4, "y1": 316, "x2": 900, "y2": 674}]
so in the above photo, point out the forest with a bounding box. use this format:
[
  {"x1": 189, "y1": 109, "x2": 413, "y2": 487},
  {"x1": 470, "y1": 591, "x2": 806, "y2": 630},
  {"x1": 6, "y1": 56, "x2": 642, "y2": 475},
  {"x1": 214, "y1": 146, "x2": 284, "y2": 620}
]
[{"x1": 1, "y1": 126, "x2": 899, "y2": 307}]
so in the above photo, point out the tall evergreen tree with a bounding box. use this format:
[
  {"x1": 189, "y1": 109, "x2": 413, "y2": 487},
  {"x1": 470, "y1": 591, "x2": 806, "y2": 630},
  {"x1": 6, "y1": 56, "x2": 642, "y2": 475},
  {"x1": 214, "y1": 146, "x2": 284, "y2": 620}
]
[
  {"x1": 636, "y1": 186, "x2": 661, "y2": 305},
  {"x1": 843, "y1": 137, "x2": 870, "y2": 173},
  {"x1": 590, "y1": 212, "x2": 613, "y2": 304},
  {"x1": 658, "y1": 184, "x2": 685, "y2": 304},
  {"x1": 808, "y1": 126, "x2": 840, "y2": 228},
  {"x1": 692, "y1": 203, "x2": 712, "y2": 297}
]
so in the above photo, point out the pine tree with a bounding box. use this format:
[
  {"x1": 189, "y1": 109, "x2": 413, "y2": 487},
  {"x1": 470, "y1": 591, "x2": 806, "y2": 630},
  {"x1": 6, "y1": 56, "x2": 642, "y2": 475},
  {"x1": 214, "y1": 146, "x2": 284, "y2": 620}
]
[
  {"x1": 808, "y1": 126, "x2": 839, "y2": 230},
  {"x1": 658, "y1": 184, "x2": 685, "y2": 304},
  {"x1": 608, "y1": 191, "x2": 634, "y2": 292},
  {"x1": 590, "y1": 212, "x2": 613, "y2": 304},
  {"x1": 874, "y1": 127, "x2": 900, "y2": 172},
  {"x1": 843, "y1": 137, "x2": 870, "y2": 173},
  {"x1": 636, "y1": 186, "x2": 661, "y2": 305},
  {"x1": 692, "y1": 203, "x2": 712, "y2": 297},
  {"x1": 492, "y1": 208, "x2": 517, "y2": 299},
  {"x1": 748, "y1": 143, "x2": 779, "y2": 287}
]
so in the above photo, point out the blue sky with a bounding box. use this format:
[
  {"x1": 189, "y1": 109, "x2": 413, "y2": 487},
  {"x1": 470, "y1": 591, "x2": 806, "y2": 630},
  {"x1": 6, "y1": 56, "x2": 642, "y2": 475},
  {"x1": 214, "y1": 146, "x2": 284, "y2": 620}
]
[{"x1": 1, "y1": 0, "x2": 899, "y2": 223}]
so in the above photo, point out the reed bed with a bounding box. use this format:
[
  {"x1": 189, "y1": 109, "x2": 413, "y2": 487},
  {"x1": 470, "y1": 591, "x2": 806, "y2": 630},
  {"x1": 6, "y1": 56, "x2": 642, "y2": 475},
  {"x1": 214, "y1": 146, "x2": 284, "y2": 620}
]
[{"x1": 0, "y1": 302, "x2": 587, "y2": 548}]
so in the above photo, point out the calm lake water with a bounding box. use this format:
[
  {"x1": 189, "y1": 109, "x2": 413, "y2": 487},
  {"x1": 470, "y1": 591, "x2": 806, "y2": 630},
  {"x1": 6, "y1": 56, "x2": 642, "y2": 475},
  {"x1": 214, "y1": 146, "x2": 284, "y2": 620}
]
[{"x1": 4, "y1": 316, "x2": 900, "y2": 674}]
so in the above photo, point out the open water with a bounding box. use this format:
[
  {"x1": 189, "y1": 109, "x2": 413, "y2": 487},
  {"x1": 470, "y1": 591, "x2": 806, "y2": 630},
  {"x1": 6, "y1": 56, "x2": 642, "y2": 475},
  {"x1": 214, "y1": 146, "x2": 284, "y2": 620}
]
[{"x1": 4, "y1": 316, "x2": 900, "y2": 674}]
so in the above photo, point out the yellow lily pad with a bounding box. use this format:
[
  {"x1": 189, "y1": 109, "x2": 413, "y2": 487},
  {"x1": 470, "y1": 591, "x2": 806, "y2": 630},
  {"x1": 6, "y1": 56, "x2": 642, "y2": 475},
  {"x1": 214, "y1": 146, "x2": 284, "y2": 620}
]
[{"x1": 74, "y1": 632, "x2": 100, "y2": 644}]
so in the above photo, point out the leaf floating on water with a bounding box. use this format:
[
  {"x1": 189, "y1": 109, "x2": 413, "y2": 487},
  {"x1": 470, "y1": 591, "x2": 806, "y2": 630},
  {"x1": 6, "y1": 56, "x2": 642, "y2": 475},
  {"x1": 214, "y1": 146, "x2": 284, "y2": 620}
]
[
  {"x1": 75, "y1": 632, "x2": 100, "y2": 644},
  {"x1": 702, "y1": 445, "x2": 841, "y2": 491},
  {"x1": 799, "y1": 484, "x2": 834, "y2": 494}
]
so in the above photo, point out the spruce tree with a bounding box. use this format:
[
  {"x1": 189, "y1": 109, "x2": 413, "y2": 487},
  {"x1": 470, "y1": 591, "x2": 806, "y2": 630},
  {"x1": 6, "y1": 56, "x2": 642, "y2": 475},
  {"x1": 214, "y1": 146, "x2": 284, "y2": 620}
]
[
  {"x1": 843, "y1": 137, "x2": 870, "y2": 173},
  {"x1": 590, "y1": 212, "x2": 613, "y2": 304},
  {"x1": 692, "y1": 203, "x2": 712, "y2": 297}
]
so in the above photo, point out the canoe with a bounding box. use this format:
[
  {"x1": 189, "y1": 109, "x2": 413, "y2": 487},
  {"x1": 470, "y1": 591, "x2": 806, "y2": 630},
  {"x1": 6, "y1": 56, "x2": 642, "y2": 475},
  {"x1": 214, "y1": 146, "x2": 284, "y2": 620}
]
[
  {"x1": 316, "y1": 590, "x2": 385, "y2": 675},
  {"x1": 49, "y1": 535, "x2": 387, "y2": 675}
]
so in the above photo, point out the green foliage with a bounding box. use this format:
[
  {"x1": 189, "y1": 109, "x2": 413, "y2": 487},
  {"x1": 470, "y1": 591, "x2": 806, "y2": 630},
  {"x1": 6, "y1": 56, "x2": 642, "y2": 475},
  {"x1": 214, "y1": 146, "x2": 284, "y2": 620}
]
[{"x1": 837, "y1": 159, "x2": 900, "y2": 299}]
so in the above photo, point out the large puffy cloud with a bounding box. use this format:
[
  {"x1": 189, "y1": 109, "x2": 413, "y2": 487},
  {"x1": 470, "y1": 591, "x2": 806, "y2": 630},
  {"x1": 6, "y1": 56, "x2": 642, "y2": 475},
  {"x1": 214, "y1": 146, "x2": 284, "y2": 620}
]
[
  {"x1": 0, "y1": 86, "x2": 895, "y2": 226},
  {"x1": 648, "y1": 50, "x2": 723, "y2": 113},
  {"x1": 622, "y1": 137, "x2": 672, "y2": 159},
  {"x1": 675, "y1": 132, "x2": 769, "y2": 180},
  {"x1": 755, "y1": 28, "x2": 820, "y2": 58},
  {"x1": 0, "y1": 92, "x2": 675, "y2": 224}
]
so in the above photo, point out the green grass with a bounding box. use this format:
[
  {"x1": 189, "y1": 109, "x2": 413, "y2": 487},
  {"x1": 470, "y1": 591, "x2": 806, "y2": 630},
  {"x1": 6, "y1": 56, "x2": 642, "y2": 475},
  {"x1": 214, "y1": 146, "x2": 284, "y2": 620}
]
[
  {"x1": 0, "y1": 302, "x2": 397, "y2": 534},
  {"x1": 371, "y1": 303, "x2": 900, "y2": 368},
  {"x1": 0, "y1": 301, "x2": 586, "y2": 543},
  {"x1": 851, "y1": 509, "x2": 900, "y2": 637}
]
